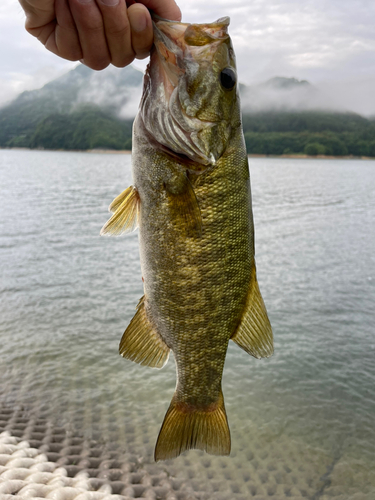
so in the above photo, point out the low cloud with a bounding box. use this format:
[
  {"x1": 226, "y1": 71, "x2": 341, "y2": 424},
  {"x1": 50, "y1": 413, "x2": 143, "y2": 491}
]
[
  {"x1": 180, "y1": 0, "x2": 375, "y2": 90},
  {"x1": 317, "y1": 78, "x2": 375, "y2": 117},
  {"x1": 73, "y1": 66, "x2": 142, "y2": 112},
  {"x1": 240, "y1": 76, "x2": 375, "y2": 116},
  {"x1": 118, "y1": 86, "x2": 143, "y2": 119},
  {"x1": 1, "y1": 0, "x2": 374, "y2": 117}
]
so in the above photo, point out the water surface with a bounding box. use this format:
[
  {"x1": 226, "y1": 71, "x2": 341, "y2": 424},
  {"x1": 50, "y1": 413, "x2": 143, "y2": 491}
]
[{"x1": 0, "y1": 150, "x2": 374, "y2": 498}]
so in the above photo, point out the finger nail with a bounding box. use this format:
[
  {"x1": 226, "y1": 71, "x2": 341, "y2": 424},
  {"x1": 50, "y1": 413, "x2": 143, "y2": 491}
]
[
  {"x1": 98, "y1": 0, "x2": 120, "y2": 5},
  {"x1": 132, "y1": 12, "x2": 148, "y2": 33}
]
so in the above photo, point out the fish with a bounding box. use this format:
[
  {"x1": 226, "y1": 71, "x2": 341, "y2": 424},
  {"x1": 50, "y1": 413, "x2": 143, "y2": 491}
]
[{"x1": 101, "y1": 15, "x2": 273, "y2": 461}]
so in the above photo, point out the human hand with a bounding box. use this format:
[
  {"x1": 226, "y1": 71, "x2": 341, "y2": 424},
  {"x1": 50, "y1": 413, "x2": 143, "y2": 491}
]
[{"x1": 19, "y1": 0, "x2": 181, "y2": 70}]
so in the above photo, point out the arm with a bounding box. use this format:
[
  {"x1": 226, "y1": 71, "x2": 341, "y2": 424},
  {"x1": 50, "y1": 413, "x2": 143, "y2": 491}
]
[{"x1": 18, "y1": 0, "x2": 181, "y2": 70}]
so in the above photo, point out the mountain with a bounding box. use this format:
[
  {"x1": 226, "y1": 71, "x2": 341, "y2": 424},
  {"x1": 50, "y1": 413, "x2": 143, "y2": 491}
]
[
  {"x1": 0, "y1": 66, "x2": 374, "y2": 155},
  {"x1": 261, "y1": 77, "x2": 311, "y2": 90},
  {"x1": 9, "y1": 63, "x2": 143, "y2": 115},
  {"x1": 239, "y1": 79, "x2": 375, "y2": 155},
  {"x1": 0, "y1": 64, "x2": 143, "y2": 149}
]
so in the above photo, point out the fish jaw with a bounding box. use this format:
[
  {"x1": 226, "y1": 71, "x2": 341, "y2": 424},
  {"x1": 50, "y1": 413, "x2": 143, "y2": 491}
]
[{"x1": 140, "y1": 17, "x2": 239, "y2": 168}]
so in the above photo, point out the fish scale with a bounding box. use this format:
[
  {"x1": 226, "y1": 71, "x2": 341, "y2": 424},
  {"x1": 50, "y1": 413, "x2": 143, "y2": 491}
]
[{"x1": 101, "y1": 16, "x2": 273, "y2": 461}]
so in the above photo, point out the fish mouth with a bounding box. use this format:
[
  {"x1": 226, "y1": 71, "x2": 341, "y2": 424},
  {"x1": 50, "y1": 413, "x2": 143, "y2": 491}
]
[
  {"x1": 139, "y1": 17, "x2": 232, "y2": 169},
  {"x1": 153, "y1": 16, "x2": 230, "y2": 90},
  {"x1": 153, "y1": 15, "x2": 230, "y2": 47}
]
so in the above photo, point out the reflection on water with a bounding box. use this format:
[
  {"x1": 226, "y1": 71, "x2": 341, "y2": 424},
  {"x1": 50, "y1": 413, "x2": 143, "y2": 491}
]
[{"x1": 0, "y1": 150, "x2": 374, "y2": 498}]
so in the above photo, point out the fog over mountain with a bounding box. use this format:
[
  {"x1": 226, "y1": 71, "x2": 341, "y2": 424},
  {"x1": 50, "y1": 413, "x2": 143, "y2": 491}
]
[
  {"x1": 1, "y1": 64, "x2": 373, "y2": 119},
  {"x1": 241, "y1": 77, "x2": 329, "y2": 113},
  {"x1": 240, "y1": 76, "x2": 375, "y2": 117},
  {"x1": 1, "y1": 64, "x2": 374, "y2": 155},
  {"x1": 9, "y1": 64, "x2": 144, "y2": 119}
]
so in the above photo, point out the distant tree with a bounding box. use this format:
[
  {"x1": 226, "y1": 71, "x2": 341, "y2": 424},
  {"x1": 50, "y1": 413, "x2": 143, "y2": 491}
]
[
  {"x1": 124, "y1": 138, "x2": 132, "y2": 150},
  {"x1": 28, "y1": 106, "x2": 133, "y2": 151},
  {"x1": 304, "y1": 143, "x2": 326, "y2": 155},
  {"x1": 346, "y1": 139, "x2": 370, "y2": 157},
  {"x1": 368, "y1": 141, "x2": 375, "y2": 157},
  {"x1": 321, "y1": 135, "x2": 348, "y2": 156}
]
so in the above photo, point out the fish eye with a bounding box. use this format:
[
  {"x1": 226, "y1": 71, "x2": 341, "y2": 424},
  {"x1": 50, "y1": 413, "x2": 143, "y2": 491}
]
[{"x1": 220, "y1": 68, "x2": 236, "y2": 91}]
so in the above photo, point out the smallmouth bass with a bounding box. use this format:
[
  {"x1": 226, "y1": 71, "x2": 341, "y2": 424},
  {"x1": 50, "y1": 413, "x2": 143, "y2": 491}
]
[{"x1": 101, "y1": 16, "x2": 273, "y2": 461}]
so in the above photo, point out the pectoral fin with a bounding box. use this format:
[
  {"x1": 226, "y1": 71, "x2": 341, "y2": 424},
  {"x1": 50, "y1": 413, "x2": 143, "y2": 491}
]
[
  {"x1": 100, "y1": 186, "x2": 139, "y2": 236},
  {"x1": 231, "y1": 265, "x2": 273, "y2": 359},
  {"x1": 167, "y1": 175, "x2": 202, "y2": 237},
  {"x1": 119, "y1": 296, "x2": 170, "y2": 369}
]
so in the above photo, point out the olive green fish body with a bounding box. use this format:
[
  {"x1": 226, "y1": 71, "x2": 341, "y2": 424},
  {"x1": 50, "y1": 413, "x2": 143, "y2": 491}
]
[
  {"x1": 134, "y1": 122, "x2": 253, "y2": 409},
  {"x1": 101, "y1": 16, "x2": 273, "y2": 461}
]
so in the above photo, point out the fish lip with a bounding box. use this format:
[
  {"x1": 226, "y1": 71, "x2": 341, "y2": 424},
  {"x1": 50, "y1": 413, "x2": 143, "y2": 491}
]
[
  {"x1": 150, "y1": 11, "x2": 169, "y2": 22},
  {"x1": 151, "y1": 14, "x2": 231, "y2": 38},
  {"x1": 152, "y1": 16, "x2": 231, "y2": 62},
  {"x1": 152, "y1": 27, "x2": 185, "y2": 89}
]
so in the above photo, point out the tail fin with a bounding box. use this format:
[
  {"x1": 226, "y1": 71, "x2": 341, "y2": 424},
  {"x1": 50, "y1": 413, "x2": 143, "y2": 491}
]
[{"x1": 154, "y1": 390, "x2": 230, "y2": 461}]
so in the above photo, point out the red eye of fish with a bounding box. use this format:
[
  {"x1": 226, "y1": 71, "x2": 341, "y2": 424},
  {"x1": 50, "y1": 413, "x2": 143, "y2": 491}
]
[{"x1": 220, "y1": 67, "x2": 236, "y2": 90}]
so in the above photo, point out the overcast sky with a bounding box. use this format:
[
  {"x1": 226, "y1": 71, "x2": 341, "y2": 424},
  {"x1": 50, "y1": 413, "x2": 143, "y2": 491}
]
[{"x1": 1, "y1": 0, "x2": 375, "y2": 113}]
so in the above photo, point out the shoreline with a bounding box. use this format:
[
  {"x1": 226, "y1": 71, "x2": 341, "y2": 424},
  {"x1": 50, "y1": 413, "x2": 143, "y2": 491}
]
[
  {"x1": 249, "y1": 153, "x2": 375, "y2": 160},
  {"x1": 1, "y1": 147, "x2": 374, "y2": 160}
]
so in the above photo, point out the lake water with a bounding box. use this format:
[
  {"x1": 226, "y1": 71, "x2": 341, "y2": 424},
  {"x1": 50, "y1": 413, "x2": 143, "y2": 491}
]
[{"x1": 0, "y1": 149, "x2": 374, "y2": 499}]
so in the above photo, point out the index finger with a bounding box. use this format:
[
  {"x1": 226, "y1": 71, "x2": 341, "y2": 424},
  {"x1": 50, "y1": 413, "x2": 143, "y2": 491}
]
[{"x1": 135, "y1": 0, "x2": 181, "y2": 22}]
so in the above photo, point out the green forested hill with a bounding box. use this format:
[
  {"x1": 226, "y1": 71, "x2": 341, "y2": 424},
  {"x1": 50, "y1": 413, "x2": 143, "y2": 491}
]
[
  {"x1": 243, "y1": 111, "x2": 375, "y2": 156},
  {"x1": 242, "y1": 111, "x2": 373, "y2": 134},
  {"x1": 0, "y1": 64, "x2": 141, "y2": 150},
  {"x1": 1, "y1": 105, "x2": 133, "y2": 150},
  {"x1": 30, "y1": 106, "x2": 133, "y2": 151},
  {"x1": 1, "y1": 102, "x2": 375, "y2": 155}
]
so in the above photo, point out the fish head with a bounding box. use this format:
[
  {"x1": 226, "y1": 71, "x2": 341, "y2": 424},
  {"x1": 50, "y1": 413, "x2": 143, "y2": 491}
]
[{"x1": 140, "y1": 17, "x2": 240, "y2": 170}]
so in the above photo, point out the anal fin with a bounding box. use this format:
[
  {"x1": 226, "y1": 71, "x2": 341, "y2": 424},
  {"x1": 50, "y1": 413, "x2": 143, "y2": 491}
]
[
  {"x1": 231, "y1": 264, "x2": 273, "y2": 359},
  {"x1": 100, "y1": 186, "x2": 139, "y2": 236},
  {"x1": 119, "y1": 296, "x2": 170, "y2": 369}
]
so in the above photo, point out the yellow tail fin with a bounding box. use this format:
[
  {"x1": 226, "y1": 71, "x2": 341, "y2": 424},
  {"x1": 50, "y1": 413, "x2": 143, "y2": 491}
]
[{"x1": 154, "y1": 390, "x2": 230, "y2": 461}]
